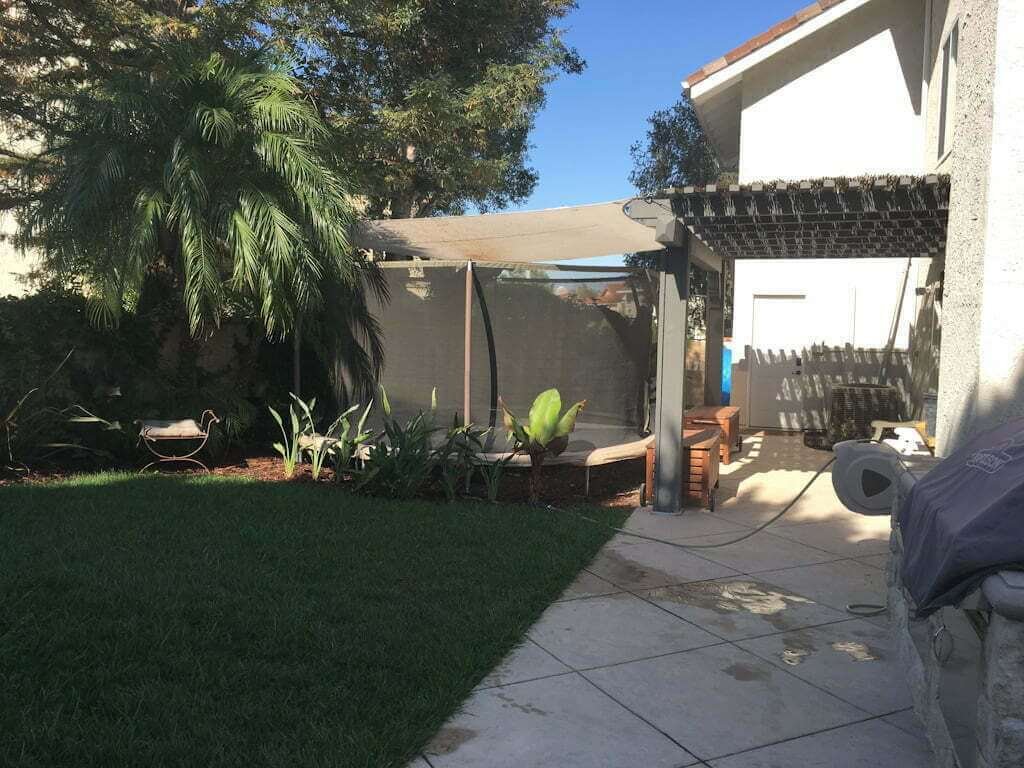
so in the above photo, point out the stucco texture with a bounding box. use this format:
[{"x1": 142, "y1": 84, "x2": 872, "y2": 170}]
[{"x1": 936, "y1": 0, "x2": 1024, "y2": 454}]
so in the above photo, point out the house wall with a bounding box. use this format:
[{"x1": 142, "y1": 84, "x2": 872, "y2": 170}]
[
  {"x1": 730, "y1": 257, "x2": 925, "y2": 427},
  {"x1": 936, "y1": 0, "x2": 1024, "y2": 454},
  {"x1": 737, "y1": 0, "x2": 926, "y2": 182},
  {"x1": 923, "y1": 0, "x2": 962, "y2": 173},
  {"x1": 731, "y1": 258, "x2": 923, "y2": 357}
]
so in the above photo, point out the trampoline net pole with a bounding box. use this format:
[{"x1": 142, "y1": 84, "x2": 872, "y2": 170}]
[{"x1": 464, "y1": 260, "x2": 473, "y2": 426}]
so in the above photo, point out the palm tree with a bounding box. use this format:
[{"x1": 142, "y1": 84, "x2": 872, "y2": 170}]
[{"x1": 20, "y1": 45, "x2": 384, "y2": 397}]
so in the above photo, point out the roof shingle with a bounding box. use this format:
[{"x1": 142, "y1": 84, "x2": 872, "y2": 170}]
[{"x1": 683, "y1": 0, "x2": 848, "y2": 91}]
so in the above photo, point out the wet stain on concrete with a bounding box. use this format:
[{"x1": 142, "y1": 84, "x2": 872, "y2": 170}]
[
  {"x1": 831, "y1": 640, "x2": 882, "y2": 662},
  {"x1": 723, "y1": 662, "x2": 771, "y2": 682},
  {"x1": 647, "y1": 579, "x2": 814, "y2": 632},
  {"x1": 427, "y1": 727, "x2": 476, "y2": 755},
  {"x1": 495, "y1": 691, "x2": 547, "y2": 716},
  {"x1": 593, "y1": 548, "x2": 679, "y2": 588},
  {"x1": 779, "y1": 633, "x2": 818, "y2": 666}
]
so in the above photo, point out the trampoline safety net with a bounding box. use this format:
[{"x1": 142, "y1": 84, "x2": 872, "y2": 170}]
[{"x1": 368, "y1": 260, "x2": 657, "y2": 453}]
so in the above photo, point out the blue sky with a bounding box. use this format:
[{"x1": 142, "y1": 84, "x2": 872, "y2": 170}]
[{"x1": 518, "y1": 0, "x2": 812, "y2": 212}]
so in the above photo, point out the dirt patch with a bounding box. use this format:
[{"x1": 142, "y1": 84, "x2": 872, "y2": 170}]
[{"x1": 4, "y1": 454, "x2": 648, "y2": 509}]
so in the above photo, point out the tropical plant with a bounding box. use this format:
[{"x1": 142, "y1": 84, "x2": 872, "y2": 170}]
[
  {"x1": 434, "y1": 417, "x2": 488, "y2": 502},
  {"x1": 15, "y1": 44, "x2": 384, "y2": 398},
  {"x1": 476, "y1": 454, "x2": 512, "y2": 503},
  {"x1": 327, "y1": 402, "x2": 374, "y2": 483},
  {"x1": 289, "y1": 394, "x2": 330, "y2": 480},
  {"x1": 2, "y1": 349, "x2": 75, "y2": 473},
  {"x1": 268, "y1": 398, "x2": 304, "y2": 479},
  {"x1": 500, "y1": 388, "x2": 586, "y2": 504},
  {"x1": 354, "y1": 387, "x2": 439, "y2": 499}
]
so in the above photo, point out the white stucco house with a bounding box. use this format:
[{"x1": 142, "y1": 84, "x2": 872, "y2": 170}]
[
  {"x1": 679, "y1": 1, "x2": 974, "y2": 438},
  {"x1": 681, "y1": 0, "x2": 1021, "y2": 456}
]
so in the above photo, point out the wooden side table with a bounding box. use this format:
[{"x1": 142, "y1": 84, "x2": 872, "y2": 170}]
[
  {"x1": 643, "y1": 427, "x2": 720, "y2": 510},
  {"x1": 685, "y1": 406, "x2": 742, "y2": 464}
]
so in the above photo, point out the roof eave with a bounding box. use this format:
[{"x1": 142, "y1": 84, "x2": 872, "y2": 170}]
[{"x1": 683, "y1": 0, "x2": 872, "y2": 102}]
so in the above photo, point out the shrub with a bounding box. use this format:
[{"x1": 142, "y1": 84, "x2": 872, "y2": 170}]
[
  {"x1": 354, "y1": 387, "x2": 486, "y2": 501},
  {"x1": 500, "y1": 388, "x2": 586, "y2": 504}
]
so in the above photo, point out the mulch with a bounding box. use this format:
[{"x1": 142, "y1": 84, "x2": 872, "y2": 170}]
[{"x1": 2, "y1": 454, "x2": 647, "y2": 509}]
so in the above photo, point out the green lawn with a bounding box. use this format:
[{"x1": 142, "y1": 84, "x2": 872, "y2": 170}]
[{"x1": 0, "y1": 474, "x2": 627, "y2": 768}]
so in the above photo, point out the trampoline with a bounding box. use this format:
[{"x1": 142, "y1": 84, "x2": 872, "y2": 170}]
[{"x1": 367, "y1": 260, "x2": 658, "y2": 489}]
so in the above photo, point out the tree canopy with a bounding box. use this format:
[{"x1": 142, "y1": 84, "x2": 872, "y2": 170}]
[
  {"x1": 628, "y1": 96, "x2": 729, "y2": 196},
  {"x1": 626, "y1": 96, "x2": 734, "y2": 337},
  {"x1": 0, "y1": 0, "x2": 583, "y2": 219},
  {"x1": 22, "y1": 47, "x2": 363, "y2": 339}
]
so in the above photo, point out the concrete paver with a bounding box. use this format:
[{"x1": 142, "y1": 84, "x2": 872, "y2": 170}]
[
  {"x1": 755, "y1": 559, "x2": 888, "y2": 616},
  {"x1": 584, "y1": 643, "x2": 864, "y2": 761},
  {"x1": 555, "y1": 570, "x2": 622, "y2": 601},
  {"x1": 422, "y1": 433, "x2": 931, "y2": 767},
  {"x1": 707, "y1": 717, "x2": 932, "y2": 767},
  {"x1": 673, "y1": 530, "x2": 840, "y2": 573},
  {"x1": 528, "y1": 592, "x2": 720, "y2": 669},
  {"x1": 737, "y1": 619, "x2": 912, "y2": 714},
  {"x1": 474, "y1": 639, "x2": 571, "y2": 690},
  {"x1": 770, "y1": 516, "x2": 891, "y2": 558},
  {"x1": 424, "y1": 674, "x2": 698, "y2": 768},
  {"x1": 642, "y1": 576, "x2": 848, "y2": 641},
  {"x1": 585, "y1": 535, "x2": 739, "y2": 590}
]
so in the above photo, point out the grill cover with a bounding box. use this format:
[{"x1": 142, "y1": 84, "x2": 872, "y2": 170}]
[{"x1": 899, "y1": 418, "x2": 1024, "y2": 615}]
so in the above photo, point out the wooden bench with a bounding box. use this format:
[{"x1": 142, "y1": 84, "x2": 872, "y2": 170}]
[
  {"x1": 642, "y1": 427, "x2": 720, "y2": 510},
  {"x1": 685, "y1": 405, "x2": 742, "y2": 464}
]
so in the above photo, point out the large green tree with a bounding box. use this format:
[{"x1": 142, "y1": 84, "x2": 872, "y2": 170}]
[
  {"x1": 0, "y1": 0, "x2": 583, "y2": 220},
  {"x1": 275, "y1": 0, "x2": 583, "y2": 218},
  {"x1": 626, "y1": 96, "x2": 734, "y2": 336},
  {"x1": 628, "y1": 95, "x2": 728, "y2": 196},
  {"x1": 23, "y1": 47, "x2": 363, "y2": 338},
  {"x1": 1, "y1": 0, "x2": 579, "y2": 397}
]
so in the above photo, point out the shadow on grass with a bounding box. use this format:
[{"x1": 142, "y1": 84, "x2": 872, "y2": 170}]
[{"x1": 0, "y1": 475, "x2": 627, "y2": 768}]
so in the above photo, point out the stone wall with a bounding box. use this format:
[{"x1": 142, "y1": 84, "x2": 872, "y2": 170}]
[{"x1": 889, "y1": 460, "x2": 1024, "y2": 768}]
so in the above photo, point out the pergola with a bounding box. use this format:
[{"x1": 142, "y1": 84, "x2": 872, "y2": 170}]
[{"x1": 353, "y1": 175, "x2": 950, "y2": 514}]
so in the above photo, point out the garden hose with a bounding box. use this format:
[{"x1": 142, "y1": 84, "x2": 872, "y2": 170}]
[{"x1": 551, "y1": 452, "x2": 888, "y2": 618}]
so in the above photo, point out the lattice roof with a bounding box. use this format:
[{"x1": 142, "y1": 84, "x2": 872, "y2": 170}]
[{"x1": 666, "y1": 176, "x2": 950, "y2": 259}]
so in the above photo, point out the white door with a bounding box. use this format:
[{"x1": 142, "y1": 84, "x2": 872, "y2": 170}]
[{"x1": 749, "y1": 295, "x2": 812, "y2": 429}]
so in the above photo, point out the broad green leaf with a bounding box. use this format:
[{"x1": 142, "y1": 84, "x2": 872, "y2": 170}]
[
  {"x1": 268, "y1": 406, "x2": 284, "y2": 428},
  {"x1": 554, "y1": 400, "x2": 586, "y2": 438},
  {"x1": 356, "y1": 401, "x2": 373, "y2": 435},
  {"x1": 527, "y1": 388, "x2": 561, "y2": 447}
]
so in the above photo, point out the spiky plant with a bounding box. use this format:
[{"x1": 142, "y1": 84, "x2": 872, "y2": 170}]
[
  {"x1": 19, "y1": 45, "x2": 376, "y2": 366},
  {"x1": 500, "y1": 388, "x2": 585, "y2": 504}
]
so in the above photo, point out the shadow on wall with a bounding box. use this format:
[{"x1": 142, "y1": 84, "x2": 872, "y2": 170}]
[
  {"x1": 732, "y1": 345, "x2": 912, "y2": 430},
  {"x1": 906, "y1": 257, "x2": 943, "y2": 420},
  {"x1": 742, "y1": 0, "x2": 923, "y2": 115},
  {"x1": 940, "y1": 354, "x2": 1024, "y2": 457}
]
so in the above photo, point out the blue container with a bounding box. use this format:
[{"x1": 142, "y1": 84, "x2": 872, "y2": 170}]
[{"x1": 721, "y1": 346, "x2": 732, "y2": 405}]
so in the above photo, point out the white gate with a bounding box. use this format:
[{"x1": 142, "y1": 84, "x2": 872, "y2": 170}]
[{"x1": 748, "y1": 295, "x2": 812, "y2": 429}]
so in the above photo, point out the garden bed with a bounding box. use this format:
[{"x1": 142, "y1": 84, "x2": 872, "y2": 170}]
[
  {"x1": 3, "y1": 454, "x2": 648, "y2": 508},
  {"x1": 0, "y1": 474, "x2": 627, "y2": 767}
]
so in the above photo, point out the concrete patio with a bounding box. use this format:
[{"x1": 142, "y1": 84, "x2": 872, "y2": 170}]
[{"x1": 409, "y1": 432, "x2": 934, "y2": 767}]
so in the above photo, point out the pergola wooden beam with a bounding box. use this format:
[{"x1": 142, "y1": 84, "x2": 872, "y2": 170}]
[{"x1": 664, "y1": 176, "x2": 950, "y2": 259}]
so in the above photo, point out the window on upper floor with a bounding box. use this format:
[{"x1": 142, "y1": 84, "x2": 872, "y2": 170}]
[{"x1": 937, "y1": 21, "x2": 959, "y2": 160}]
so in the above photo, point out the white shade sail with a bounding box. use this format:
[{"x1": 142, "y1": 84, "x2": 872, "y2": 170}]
[{"x1": 352, "y1": 200, "x2": 663, "y2": 262}]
